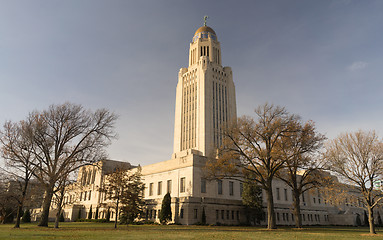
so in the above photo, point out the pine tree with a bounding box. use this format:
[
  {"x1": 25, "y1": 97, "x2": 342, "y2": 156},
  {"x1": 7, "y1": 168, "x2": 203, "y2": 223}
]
[
  {"x1": 59, "y1": 211, "x2": 65, "y2": 222},
  {"x1": 21, "y1": 209, "x2": 31, "y2": 223},
  {"x1": 106, "y1": 208, "x2": 110, "y2": 222},
  {"x1": 364, "y1": 211, "x2": 369, "y2": 226},
  {"x1": 201, "y1": 207, "x2": 206, "y2": 225},
  {"x1": 78, "y1": 209, "x2": 82, "y2": 220},
  {"x1": 159, "y1": 192, "x2": 172, "y2": 224},
  {"x1": 95, "y1": 206, "x2": 99, "y2": 220},
  {"x1": 378, "y1": 212, "x2": 382, "y2": 227},
  {"x1": 88, "y1": 205, "x2": 93, "y2": 219},
  {"x1": 356, "y1": 214, "x2": 362, "y2": 226}
]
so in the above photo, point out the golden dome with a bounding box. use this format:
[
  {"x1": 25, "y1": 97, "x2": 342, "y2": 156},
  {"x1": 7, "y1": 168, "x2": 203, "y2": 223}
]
[{"x1": 194, "y1": 26, "x2": 216, "y2": 36}]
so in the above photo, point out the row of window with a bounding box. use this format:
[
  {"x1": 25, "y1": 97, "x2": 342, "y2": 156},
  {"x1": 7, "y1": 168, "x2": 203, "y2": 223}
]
[
  {"x1": 192, "y1": 31, "x2": 217, "y2": 43},
  {"x1": 212, "y1": 81, "x2": 228, "y2": 147},
  {"x1": 148, "y1": 179, "x2": 179, "y2": 196},
  {"x1": 276, "y1": 212, "x2": 329, "y2": 223},
  {"x1": 148, "y1": 178, "x2": 241, "y2": 197},
  {"x1": 60, "y1": 190, "x2": 92, "y2": 205},
  {"x1": 181, "y1": 81, "x2": 198, "y2": 150},
  {"x1": 79, "y1": 190, "x2": 92, "y2": 202},
  {"x1": 276, "y1": 188, "x2": 327, "y2": 205},
  {"x1": 80, "y1": 168, "x2": 97, "y2": 186},
  {"x1": 215, "y1": 210, "x2": 240, "y2": 221},
  {"x1": 212, "y1": 68, "x2": 227, "y2": 77}
]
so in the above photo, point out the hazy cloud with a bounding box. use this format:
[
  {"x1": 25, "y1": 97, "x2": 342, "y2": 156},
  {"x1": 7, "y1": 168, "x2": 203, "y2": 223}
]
[{"x1": 348, "y1": 61, "x2": 368, "y2": 71}]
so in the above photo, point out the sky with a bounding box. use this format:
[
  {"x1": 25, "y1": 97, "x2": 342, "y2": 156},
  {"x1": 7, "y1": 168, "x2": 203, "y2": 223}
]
[{"x1": 1, "y1": 0, "x2": 383, "y2": 166}]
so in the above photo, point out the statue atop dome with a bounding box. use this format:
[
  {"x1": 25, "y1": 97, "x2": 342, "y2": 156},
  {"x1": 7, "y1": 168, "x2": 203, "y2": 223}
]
[{"x1": 204, "y1": 15, "x2": 209, "y2": 26}]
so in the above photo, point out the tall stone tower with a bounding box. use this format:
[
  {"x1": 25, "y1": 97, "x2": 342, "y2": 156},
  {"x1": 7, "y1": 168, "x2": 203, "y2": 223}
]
[{"x1": 172, "y1": 22, "x2": 237, "y2": 158}]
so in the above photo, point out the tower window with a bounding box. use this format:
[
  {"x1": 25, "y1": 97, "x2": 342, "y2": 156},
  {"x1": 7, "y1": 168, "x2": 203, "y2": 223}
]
[
  {"x1": 158, "y1": 181, "x2": 162, "y2": 195},
  {"x1": 201, "y1": 178, "x2": 206, "y2": 193},
  {"x1": 167, "y1": 180, "x2": 172, "y2": 193},
  {"x1": 180, "y1": 177, "x2": 186, "y2": 193},
  {"x1": 218, "y1": 180, "x2": 223, "y2": 195},
  {"x1": 149, "y1": 183, "x2": 153, "y2": 196},
  {"x1": 229, "y1": 181, "x2": 234, "y2": 196}
]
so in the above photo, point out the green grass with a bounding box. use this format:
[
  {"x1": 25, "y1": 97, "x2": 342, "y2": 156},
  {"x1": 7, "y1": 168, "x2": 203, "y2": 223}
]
[{"x1": 1, "y1": 223, "x2": 383, "y2": 240}]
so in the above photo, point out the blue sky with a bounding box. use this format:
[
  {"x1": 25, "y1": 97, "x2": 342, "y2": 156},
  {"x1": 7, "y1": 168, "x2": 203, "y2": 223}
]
[{"x1": 1, "y1": 0, "x2": 383, "y2": 166}]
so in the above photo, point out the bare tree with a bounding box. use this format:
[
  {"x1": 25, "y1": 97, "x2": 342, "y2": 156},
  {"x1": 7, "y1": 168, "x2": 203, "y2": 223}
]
[
  {"x1": 1, "y1": 103, "x2": 117, "y2": 227},
  {"x1": 206, "y1": 103, "x2": 299, "y2": 229},
  {"x1": 275, "y1": 120, "x2": 325, "y2": 228},
  {"x1": 0, "y1": 121, "x2": 36, "y2": 228},
  {"x1": 323, "y1": 130, "x2": 383, "y2": 234}
]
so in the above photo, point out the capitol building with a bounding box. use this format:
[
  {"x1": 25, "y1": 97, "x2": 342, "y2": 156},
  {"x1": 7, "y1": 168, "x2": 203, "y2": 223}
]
[{"x1": 36, "y1": 23, "x2": 372, "y2": 226}]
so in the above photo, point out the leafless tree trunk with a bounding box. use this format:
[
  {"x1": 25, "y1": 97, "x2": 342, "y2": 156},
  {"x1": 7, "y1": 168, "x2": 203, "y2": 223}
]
[
  {"x1": 265, "y1": 180, "x2": 276, "y2": 229},
  {"x1": 292, "y1": 188, "x2": 302, "y2": 228},
  {"x1": 114, "y1": 195, "x2": 119, "y2": 229}
]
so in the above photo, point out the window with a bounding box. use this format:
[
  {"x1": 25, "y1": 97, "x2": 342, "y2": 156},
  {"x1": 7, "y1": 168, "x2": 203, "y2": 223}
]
[
  {"x1": 167, "y1": 180, "x2": 172, "y2": 193},
  {"x1": 142, "y1": 184, "x2": 145, "y2": 197},
  {"x1": 180, "y1": 177, "x2": 185, "y2": 193},
  {"x1": 194, "y1": 209, "x2": 198, "y2": 219},
  {"x1": 80, "y1": 192, "x2": 83, "y2": 201},
  {"x1": 88, "y1": 191, "x2": 91, "y2": 200},
  {"x1": 218, "y1": 180, "x2": 223, "y2": 195},
  {"x1": 303, "y1": 214, "x2": 305, "y2": 221},
  {"x1": 149, "y1": 183, "x2": 153, "y2": 196},
  {"x1": 154, "y1": 210, "x2": 157, "y2": 219},
  {"x1": 201, "y1": 178, "x2": 206, "y2": 193},
  {"x1": 229, "y1": 181, "x2": 234, "y2": 196},
  {"x1": 313, "y1": 197, "x2": 316, "y2": 204},
  {"x1": 276, "y1": 188, "x2": 280, "y2": 200},
  {"x1": 240, "y1": 183, "x2": 243, "y2": 197},
  {"x1": 221, "y1": 210, "x2": 224, "y2": 220},
  {"x1": 158, "y1": 181, "x2": 162, "y2": 195},
  {"x1": 302, "y1": 192, "x2": 305, "y2": 202},
  {"x1": 226, "y1": 210, "x2": 229, "y2": 219},
  {"x1": 282, "y1": 213, "x2": 285, "y2": 221},
  {"x1": 237, "y1": 211, "x2": 240, "y2": 220},
  {"x1": 231, "y1": 210, "x2": 234, "y2": 220},
  {"x1": 284, "y1": 188, "x2": 288, "y2": 201},
  {"x1": 84, "y1": 191, "x2": 87, "y2": 201},
  {"x1": 277, "y1": 212, "x2": 280, "y2": 221},
  {"x1": 180, "y1": 209, "x2": 184, "y2": 218}
]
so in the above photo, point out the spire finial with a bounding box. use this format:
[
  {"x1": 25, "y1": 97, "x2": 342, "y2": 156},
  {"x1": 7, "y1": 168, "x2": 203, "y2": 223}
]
[{"x1": 204, "y1": 15, "x2": 209, "y2": 26}]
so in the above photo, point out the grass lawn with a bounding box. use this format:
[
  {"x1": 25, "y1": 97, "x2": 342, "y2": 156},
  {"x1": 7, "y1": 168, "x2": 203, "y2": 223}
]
[{"x1": 1, "y1": 223, "x2": 383, "y2": 240}]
